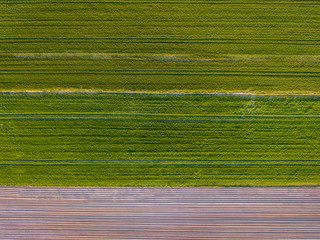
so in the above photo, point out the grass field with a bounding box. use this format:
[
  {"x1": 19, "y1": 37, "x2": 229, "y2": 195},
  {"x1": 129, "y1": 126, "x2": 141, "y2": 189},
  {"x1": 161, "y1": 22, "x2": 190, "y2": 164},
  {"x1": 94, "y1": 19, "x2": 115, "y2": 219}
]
[
  {"x1": 1, "y1": 0, "x2": 320, "y2": 186},
  {"x1": 1, "y1": 0, "x2": 320, "y2": 93},
  {"x1": 1, "y1": 93, "x2": 320, "y2": 186}
]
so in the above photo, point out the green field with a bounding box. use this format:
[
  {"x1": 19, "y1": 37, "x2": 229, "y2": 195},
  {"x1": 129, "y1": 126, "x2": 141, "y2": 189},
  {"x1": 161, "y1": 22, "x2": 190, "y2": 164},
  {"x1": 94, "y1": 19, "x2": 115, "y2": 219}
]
[
  {"x1": 1, "y1": 93, "x2": 320, "y2": 186},
  {"x1": 1, "y1": 0, "x2": 320, "y2": 186},
  {"x1": 1, "y1": 0, "x2": 320, "y2": 93}
]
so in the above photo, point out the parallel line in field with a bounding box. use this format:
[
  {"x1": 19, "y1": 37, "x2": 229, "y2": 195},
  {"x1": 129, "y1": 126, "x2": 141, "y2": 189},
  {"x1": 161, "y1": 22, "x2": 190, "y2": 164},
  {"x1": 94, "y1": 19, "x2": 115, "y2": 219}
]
[
  {"x1": 1, "y1": 113, "x2": 320, "y2": 118},
  {"x1": 1, "y1": 159, "x2": 320, "y2": 162},
  {"x1": 1, "y1": 187, "x2": 319, "y2": 239},
  {"x1": 1, "y1": 38, "x2": 319, "y2": 41},
  {"x1": 1, "y1": 2, "x2": 315, "y2": 5},
  {"x1": 0, "y1": 117, "x2": 320, "y2": 123},
  {"x1": 1, "y1": 163, "x2": 319, "y2": 166},
  {"x1": 6, "y1": 21, "x2": 308, "y2": 24},
  {"x1": 1, "y1": 72, "x2": 320, "y2": 77},
  {"x1": 1, "y1": 40, "x2": 318, "y2": 45},
  {"x1": 1, "y1": 68, "x2": 319, "y2": 76},
  {"x1": 3, "y1": 69, "x2": 320, "y2": 74},
  {"x1": 0, "y1": 91, "x2": 320, "y2": 97}
]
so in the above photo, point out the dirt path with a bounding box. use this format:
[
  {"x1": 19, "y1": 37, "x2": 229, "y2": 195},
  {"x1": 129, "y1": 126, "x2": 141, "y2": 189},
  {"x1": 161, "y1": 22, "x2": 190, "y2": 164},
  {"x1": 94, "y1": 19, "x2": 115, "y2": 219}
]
[{"x1": 0, "y1": 187, "x2": 319, "y2": 239}]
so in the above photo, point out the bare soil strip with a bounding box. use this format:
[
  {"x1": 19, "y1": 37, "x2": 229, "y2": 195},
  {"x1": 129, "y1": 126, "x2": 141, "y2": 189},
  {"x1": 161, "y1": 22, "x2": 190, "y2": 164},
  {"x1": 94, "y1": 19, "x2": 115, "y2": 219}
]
[
  {"x1": 0, "y1": 187, "x2": 319, "y2": 239},
  {"x1": 2, "y1": 90, "x2": 320, "y2": 97}
]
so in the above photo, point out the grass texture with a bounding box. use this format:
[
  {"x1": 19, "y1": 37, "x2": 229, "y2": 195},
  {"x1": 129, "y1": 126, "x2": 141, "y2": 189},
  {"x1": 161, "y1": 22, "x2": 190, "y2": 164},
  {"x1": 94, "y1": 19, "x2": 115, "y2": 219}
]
[
  {"x1": 1, "y1": 0, "x2": 320, "y2": 93},
  {"x1": 1, "y1": 93, "x2": 320, "y2": 186},
  {"x1": 1, "y1": 1, "x2": 320, "y2": 187}
]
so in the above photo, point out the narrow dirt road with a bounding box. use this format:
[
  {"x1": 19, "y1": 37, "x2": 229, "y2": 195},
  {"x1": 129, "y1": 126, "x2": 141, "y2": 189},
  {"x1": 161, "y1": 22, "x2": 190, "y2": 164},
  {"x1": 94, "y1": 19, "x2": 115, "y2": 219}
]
[{"x1": 0, "y1": 187, "x2": 319, "y2": 239}]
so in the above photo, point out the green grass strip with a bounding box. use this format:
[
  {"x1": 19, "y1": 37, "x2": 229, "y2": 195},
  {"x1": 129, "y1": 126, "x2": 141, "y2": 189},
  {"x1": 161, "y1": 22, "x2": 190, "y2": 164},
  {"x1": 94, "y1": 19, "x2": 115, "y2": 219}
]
[{"x1": 0, "y1": 93, "x2": 320, "y2": 186}]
